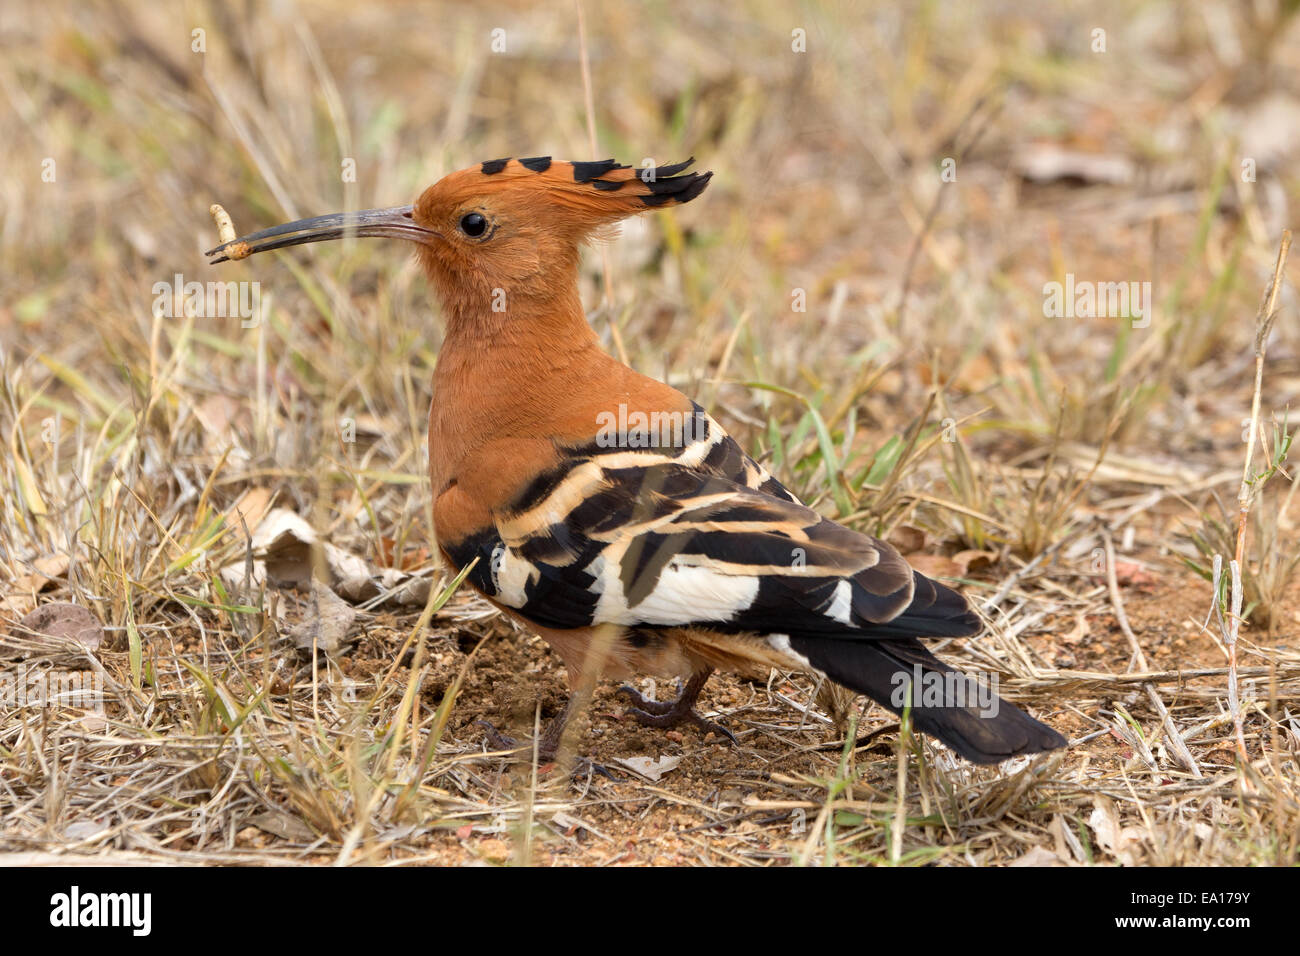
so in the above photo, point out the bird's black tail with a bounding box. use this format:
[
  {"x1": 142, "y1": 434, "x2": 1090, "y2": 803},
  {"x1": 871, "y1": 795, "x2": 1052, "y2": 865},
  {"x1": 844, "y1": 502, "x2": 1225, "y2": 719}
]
[{"x1": 788, "y1": 634, "x2": 1066, "y2": 763}]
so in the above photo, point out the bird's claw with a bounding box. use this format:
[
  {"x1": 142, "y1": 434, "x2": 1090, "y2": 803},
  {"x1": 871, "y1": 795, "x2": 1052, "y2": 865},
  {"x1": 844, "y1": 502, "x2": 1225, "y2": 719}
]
[
  {"x1": 475, "y1": 718, "x2": 520, "y2": 752},
  {"x1": 616, "y1": 684, "x2": 738, "y2": 745},
  {"x1": 475, "y1": 719, "x2": 620, "y2": 780},
  {"x1": 616, "y1": 683, "x2": 679, "y2": 715}
]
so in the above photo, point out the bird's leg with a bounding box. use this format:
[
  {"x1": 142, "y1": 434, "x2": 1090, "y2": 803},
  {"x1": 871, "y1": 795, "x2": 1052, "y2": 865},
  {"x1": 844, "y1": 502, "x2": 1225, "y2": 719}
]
[
  {"x1": 477, "y1": 694, "x2": 618, "y2": 779},
  {"x1": 476, "y1": 693, "x2": 578, "y2": 760},
  {"x1": 535, "y1": 694, "x2": 580, "y2": 762},
  {"x1": 617, "y1": 669, "x2": 737, "y2": 744}
]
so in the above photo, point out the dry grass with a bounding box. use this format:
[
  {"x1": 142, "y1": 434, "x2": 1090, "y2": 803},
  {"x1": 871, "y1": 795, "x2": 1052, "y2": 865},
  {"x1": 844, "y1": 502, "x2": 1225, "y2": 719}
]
[{"x1": 2, "y1": 0, "x2": 1299, "y2": 866}]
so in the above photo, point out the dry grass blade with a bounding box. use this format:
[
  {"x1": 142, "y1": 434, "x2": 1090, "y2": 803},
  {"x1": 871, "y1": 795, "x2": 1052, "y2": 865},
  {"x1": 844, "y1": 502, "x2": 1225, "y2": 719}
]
[{"x1": 1224, "y1": 230, "x2": 1291, "y2": 761}]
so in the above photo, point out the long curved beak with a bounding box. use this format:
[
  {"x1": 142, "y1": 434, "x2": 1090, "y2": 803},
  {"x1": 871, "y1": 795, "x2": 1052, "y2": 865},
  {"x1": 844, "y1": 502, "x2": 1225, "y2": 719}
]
[{"x1": 205, "y1": 205, "x2": 440, "y2": 263}]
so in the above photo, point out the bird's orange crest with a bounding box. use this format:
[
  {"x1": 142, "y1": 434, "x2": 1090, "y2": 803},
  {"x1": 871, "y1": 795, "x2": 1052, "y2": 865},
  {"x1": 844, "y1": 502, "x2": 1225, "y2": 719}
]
[
  {"x1": 410, "y1": 157, "x2": 709, "y2": 307},
  {"x1": 417, "y1": 157, "x2": 709, "y2": 232}
]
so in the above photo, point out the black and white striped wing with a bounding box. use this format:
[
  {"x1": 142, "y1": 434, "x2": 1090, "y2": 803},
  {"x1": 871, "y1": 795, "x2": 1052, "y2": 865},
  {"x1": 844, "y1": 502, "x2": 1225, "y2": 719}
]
[{"x1": 447, "y1": 460, "x2": 979, "y2": 641}]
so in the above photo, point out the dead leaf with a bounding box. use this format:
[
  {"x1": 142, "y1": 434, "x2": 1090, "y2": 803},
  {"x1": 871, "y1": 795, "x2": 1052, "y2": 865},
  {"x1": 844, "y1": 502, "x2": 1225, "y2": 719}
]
[
  {"x1": 3, "y1": 603, "x2": 103, "y2": 658},
  {"x1": 288, "y1": 581, "x2": 358, "y2": 655},
  {"x1": 906, "y1": 554, "x2": 964, "y2": 578},
  {"x1": 227, "y1": 487, "x2": 274, "y2": 540},
  {"x1": 11, "y1": 553, "x2": 71, "y2": 592},
  {"x1": 887, "y1": 525, "x2": 927, "y2": 553},
  {"x1": 951, "y1": 549, "x2": 996, "y2": 572},
  {"x1": 1009, "y1": 844, "x2": 1068, "y2": 867},
  {"x1": 614, "y1": 754, "x2": 682, "y2": 782},
  {"x1": 1014, "y1": 144, "x2": 1135, "y2": 185},
  {"x1": 246, "y1": 809, "x2": 316, "y2": 843},
  {"x1": 0, "y1": 593, "x2": 37, "y2": 619},
  {"x1": 219, "y1": 507, "x2": 432, "y2": 607},
  {"x1": 335, "y1": 567, "x2": 431, "y2": 606},
  {"x1": 3, "y1": 554, "x2": 73, "y2": 620},
  {"x1": 379, "y1": 537, "x2": 432, "y2": 570},
  {"x1": 1049, "y1": 813, "x2": 1085, "y2": 863},
  {"x1": 1088, "y1": 796, "x2": 1145, "y2": 865},
  {"x1": 63, "y1": 819, "x2": 112, "y2": 843}
]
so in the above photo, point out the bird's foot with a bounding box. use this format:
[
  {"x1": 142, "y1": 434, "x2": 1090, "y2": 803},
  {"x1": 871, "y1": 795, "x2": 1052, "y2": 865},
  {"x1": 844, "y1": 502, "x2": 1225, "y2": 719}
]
[
  {"x1": 476, "y1": 719, "x2": 526, "y2": 754},
  {"x1": 617, "y1": 673, "x2": 737, "y2": 745},
  {"x1": 474, "y1": 719, "x2": 619, "y2": 780}
]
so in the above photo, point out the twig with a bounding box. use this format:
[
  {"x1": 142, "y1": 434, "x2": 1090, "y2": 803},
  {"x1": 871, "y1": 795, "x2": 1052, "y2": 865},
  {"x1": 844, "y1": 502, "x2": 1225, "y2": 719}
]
[
  {"x1": 981, "y1": 530, "x2": 1077, "y2": 613},
  {"x1": 1101, "y1": 528, "x2": 1147, "y2": 672},
  {"x1": 1099, "y1": 542, "x2": 1201, "y2": 775},
  {"x1": 1224, "y1": 230, "x2": 1291, "y2": 761},
  {"x1": 1111, "y1": 704, "x2": 1159, "y2": 774},
  {"x1": 890, "y1": 716, "x2": 909, "y2": 864}
]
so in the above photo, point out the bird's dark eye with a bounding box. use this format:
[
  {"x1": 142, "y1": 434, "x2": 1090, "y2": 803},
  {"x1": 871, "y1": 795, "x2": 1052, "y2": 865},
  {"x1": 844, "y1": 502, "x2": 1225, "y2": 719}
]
[{"x1": 459, "y1": 212, "x2": 488, "y2": 238}]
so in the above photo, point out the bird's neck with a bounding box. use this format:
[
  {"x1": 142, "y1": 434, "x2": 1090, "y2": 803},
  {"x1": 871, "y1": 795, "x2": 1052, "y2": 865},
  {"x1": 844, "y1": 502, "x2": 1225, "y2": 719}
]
[
  {"x1": 433, "y1": 281, "x2": 608, "y2": 396},
  {"x1": 425, "y1": 264, "x2": 695, "y2": 494},
  {"x1": 427, "y1": 281, "x2": 610, "y2": 485}
]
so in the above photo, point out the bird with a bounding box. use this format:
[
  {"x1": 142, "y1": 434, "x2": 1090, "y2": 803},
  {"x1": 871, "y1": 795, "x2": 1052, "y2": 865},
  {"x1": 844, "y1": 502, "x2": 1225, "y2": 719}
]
[{"x1": 208, "y1": 155, "x2": 1067, "y2": 766}]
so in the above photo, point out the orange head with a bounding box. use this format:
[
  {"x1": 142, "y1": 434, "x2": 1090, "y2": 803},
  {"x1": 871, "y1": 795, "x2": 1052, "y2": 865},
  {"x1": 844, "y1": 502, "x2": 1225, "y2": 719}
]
[{"x1": 207, "y1": 156, "x2": 710, "y2": 322}]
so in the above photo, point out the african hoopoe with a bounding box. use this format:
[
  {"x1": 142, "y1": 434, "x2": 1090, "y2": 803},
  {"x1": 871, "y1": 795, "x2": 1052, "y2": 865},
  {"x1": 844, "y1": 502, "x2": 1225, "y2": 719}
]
[{"x1": 208, "y1": 156, "x2": 1066, "y2": 765}]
